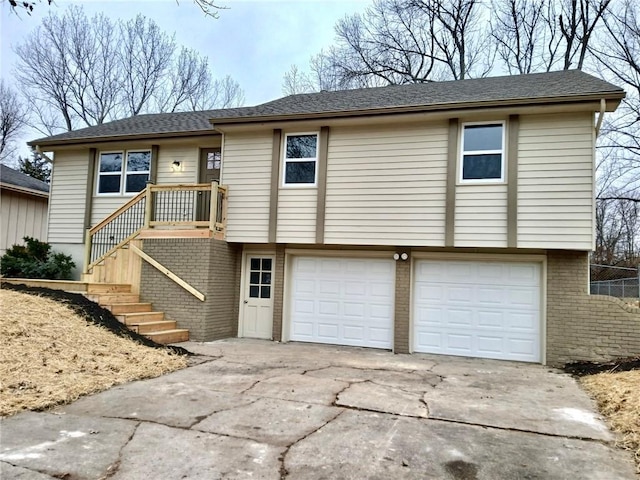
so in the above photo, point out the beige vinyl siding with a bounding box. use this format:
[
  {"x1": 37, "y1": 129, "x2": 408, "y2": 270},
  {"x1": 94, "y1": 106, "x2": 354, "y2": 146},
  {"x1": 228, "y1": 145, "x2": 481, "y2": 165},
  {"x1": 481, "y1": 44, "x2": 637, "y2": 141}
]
[
  {"x1": 0, "y1": 191, "x2": 48, "y2": 254},
  {"x1": 90, "y1": 143, "x2": 200, "y2": 226},
  {"x1": 324, "y1": 122, "x2": 448, "y2": 246},
  {"x1": 455, "y1": 185, "x2": 508, "y2": 247},
  {"x1": 48, "y1": 150, "x2": 89, "y2": 244},
  {"x1": 518, "y1": 112, "x2": 594, "y2": 249},
  {"x1": 277, "y1": 188, "x2": 317, "y2": 243},
  {"x1": 156, "y1": 143, "x2": 199, "y2": 185},
  {"x1": 222, "y1": 131, "x2": 273, "y2": 243}
]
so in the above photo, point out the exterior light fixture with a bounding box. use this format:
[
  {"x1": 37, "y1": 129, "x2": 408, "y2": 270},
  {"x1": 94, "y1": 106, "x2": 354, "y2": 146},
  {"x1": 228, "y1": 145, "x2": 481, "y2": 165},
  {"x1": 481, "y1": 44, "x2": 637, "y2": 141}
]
[
  {"x1": 393, "y1": 253, "x2": 400, "y2": 261},
  {"x1": 400, "y1": 253, "x2": 408, "y2": 261},
  {"x1": 171, "y1": 160, "x2": 181, "y2": 172}
]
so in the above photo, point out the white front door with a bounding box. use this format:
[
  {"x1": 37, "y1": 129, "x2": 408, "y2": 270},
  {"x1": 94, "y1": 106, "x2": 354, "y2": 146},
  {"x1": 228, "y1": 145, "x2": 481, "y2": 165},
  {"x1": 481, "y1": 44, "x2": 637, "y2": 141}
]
[
  {"x1": 413, "y1": 260, "x2": 541, "y2": 362},
  {"x1": 241, "y1": 255, "x2": 274, "y2": 339},
  {"x1": 289, "y1": 256, "x2": 395, "y2": 349}
]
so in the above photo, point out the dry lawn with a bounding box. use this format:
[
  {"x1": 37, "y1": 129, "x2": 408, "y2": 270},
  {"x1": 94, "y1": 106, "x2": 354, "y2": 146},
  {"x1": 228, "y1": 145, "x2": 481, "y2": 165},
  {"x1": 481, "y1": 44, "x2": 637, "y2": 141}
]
[
  {"x1": 0, "y1": 289, "x2": 187, "y2": 417},
  {"x1": 581, "y1": 370, "x2": 640, "y2": 472}
]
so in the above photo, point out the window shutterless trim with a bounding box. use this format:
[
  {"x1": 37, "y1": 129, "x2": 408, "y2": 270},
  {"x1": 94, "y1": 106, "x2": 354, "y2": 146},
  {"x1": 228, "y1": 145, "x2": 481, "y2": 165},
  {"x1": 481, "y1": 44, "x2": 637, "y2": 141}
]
[
  {"x1": 124, "y1": 150, "x2": 151, "y2": 194},
  {"x1": 458, "y1": 121, "x2": 506, "y2": 184},
  {"x1": 96, "y1": 149, "x2": 151, "y2": 196},
  {"x1": 96, "y1": 150, "x2": 125, "y2": 196},
  {"x1": 282, "y1": 132, "x2": 319, "y2": 188}
]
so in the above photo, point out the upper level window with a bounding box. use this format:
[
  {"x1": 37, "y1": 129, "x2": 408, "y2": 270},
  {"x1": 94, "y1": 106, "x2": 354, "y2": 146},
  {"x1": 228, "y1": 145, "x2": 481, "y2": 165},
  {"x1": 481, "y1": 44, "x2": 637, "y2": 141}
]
[
  {"x1": 283, "y1": 133, "x2": 318, "y2": 186},
  {"x1": 460, "y1": 123, "x2": 505, "y2": 182},
  {"x1": 97, "y1": 150, "x2": 150, "y2": 195}
]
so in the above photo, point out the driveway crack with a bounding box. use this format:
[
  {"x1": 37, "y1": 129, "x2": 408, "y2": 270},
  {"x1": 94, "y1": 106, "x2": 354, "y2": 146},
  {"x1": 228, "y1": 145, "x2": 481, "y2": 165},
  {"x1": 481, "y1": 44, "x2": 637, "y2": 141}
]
[
  {"x1": 426, "y1": 416, "x2": 616, "y2": 445},
  {"x1": 99, "y1": 421, "x2": 140, "y2": 479},
  {"x1": 278, "y1": 409, "x2": 345, "y2": 479},
  {"x1": 0, "y1": 461, "x2": 58, "y2": 479}
]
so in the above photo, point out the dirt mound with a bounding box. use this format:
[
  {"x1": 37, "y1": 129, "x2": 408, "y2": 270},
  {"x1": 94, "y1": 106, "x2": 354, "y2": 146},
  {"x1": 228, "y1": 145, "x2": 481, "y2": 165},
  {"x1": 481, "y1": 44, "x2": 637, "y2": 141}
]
[
  {"x1": 1, "y1": 282, "x2": 191, "y2": 356},
  {"x1": 564, "y1": 356, "x2": 640, "y2": 376}
]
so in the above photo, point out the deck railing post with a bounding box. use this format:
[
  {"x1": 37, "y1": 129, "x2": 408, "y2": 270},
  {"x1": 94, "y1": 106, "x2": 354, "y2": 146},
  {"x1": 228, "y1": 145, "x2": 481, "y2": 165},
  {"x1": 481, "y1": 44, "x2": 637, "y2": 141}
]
[
  {"x1": 83, "y1": 228, "x2": 92, "y2": 274},
  {"x1": 209, "y1": 181, "x2": 219, "y2": 232},
  {"x1": 144, "y1": 183, "x2": 153, "y2": 228}
]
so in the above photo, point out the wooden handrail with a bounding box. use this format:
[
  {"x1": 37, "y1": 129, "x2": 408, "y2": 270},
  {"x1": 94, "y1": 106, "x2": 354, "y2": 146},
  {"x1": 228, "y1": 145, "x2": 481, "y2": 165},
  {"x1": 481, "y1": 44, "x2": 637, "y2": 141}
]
[
  {"x1": 149, "y1": 183, "x2": 213, "y2": 192},
  {"x1": 89, "y1": 189, "x2": 147, "y2": 234},
  {"x1": 84, "y1": 182, "x2": 228, "y2": 273},
  {"x1": 130, "y1": 244, "x2": 206, "y2": 301}
]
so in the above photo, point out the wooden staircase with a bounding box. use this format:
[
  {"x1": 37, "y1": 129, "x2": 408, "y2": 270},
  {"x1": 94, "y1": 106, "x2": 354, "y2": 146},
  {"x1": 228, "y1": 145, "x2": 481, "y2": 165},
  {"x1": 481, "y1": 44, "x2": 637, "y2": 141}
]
[{"x1": 85, "y1": 283, "x2": 189, "y2": 345}]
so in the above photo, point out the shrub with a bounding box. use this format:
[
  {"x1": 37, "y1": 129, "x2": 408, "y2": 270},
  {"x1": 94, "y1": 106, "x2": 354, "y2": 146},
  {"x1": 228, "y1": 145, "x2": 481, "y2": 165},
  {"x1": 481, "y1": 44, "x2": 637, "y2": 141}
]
[{"x1": 1, "y1": 237, "x2": 75, "y2": 280}]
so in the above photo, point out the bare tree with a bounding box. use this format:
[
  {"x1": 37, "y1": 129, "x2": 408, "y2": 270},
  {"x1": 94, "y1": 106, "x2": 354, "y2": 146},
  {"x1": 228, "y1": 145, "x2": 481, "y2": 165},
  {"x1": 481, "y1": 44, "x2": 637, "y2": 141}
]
[
  {"x1": 8, "y1": 0, "x2": 225, "y2": 17},
  {"x1": 283, "y1": 65, "x2": 316, "y2": 95},
  {"x1": 119, "y1": 15, "x2": 175, "y2": 116},
  {"x1": 490, "y1": 0, "x2": 546, "y2": 74},
  {"x1": 410, "y1": 0, "x2": 492, "y2": 80},
  {"x1": 590, "y1": 0, "x2": 639, "y2": 201},
  {"x1": 13, "y1": 6, "x2": 245, "y2": 135},
  {"x1": 206, "y1": 76, "x2": 245, "y2": 109},
  {"x1": 0, "y1": 80, "x2": 29, "y2": 163},
  {"x1": 537, "y1": 0, "x2": 613, "y2": 70},
  {"x1": 289, "y1": 0, "x2": 492, "y2": 92}
]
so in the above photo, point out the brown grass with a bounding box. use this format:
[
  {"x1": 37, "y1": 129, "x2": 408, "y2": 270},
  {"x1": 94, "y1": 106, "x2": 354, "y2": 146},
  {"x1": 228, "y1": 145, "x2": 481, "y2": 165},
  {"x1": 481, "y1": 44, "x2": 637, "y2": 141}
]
[
  {"x1": 581, "y1": 370, "x2": 640, "y2": 472},
  {"x1": 0, "y1": 289, "x2": 187, "y2": 417}
]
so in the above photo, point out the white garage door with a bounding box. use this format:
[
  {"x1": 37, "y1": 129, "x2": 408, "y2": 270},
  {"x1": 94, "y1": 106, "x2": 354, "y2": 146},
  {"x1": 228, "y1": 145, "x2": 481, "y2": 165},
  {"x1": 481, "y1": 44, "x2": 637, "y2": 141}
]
[
  {"x1": 413, "y1": 260, "x2": 541, "y2": 362},
  {"x1": 289, "y1": 256, "x2": 395, "y2": 349}
]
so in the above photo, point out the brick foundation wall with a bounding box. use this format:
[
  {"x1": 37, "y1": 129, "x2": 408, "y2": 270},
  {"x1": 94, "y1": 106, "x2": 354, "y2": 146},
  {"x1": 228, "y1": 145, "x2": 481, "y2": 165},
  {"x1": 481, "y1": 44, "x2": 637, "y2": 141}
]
[
  {"x1": 139, "y1": 238, "x2": 240, "y2": 342},
  {"x1": 394, "y1": 250, "x2": 411, "y2": 354},
  {"x1": 546, "y1": 250, "x2": 640, "y2": 366},
  {"x1": 272, "y1": 245, "x2": 285, "y2": 342}
]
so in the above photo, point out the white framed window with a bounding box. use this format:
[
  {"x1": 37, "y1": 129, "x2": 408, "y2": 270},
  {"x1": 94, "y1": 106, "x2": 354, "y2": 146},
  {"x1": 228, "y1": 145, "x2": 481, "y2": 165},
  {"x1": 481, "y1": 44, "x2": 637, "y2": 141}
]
[
  {"x1": 283, "y1": 133, "x2": 318, "y2": 186},
  {"x1": 97, "y1": 150, "x2": 151, "y2": 195},
  {"x1": 459, "y1": 122, "x2": 505, "y2": 183}
]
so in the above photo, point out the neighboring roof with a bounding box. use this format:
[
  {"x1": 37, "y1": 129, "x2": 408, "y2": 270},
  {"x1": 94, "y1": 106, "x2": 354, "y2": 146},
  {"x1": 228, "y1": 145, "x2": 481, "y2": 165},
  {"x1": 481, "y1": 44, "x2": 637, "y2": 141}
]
[
  {"x1": 0, "y1": 164, "x2": 50, "y2": 197},
  {"x1": 30, "y1": 70, "x2": 625, "y2": 147}
]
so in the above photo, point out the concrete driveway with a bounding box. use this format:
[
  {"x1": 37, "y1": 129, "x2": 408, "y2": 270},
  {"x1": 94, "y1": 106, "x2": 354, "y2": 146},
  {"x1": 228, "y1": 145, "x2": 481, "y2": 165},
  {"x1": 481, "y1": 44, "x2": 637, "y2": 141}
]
[{"x1": 1, "y1": 339, "x2": 636, "y2": 479}]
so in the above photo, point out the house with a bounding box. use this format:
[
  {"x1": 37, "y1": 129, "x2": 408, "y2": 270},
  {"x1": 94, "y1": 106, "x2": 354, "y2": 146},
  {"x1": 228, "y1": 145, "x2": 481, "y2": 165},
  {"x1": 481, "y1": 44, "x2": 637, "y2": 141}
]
[
  {"x1": 25, "y1": 69, "x2": 640, "y2": 366},
  {"x1": 0, "y1": 164, "x2": 49, "y2": 255}
]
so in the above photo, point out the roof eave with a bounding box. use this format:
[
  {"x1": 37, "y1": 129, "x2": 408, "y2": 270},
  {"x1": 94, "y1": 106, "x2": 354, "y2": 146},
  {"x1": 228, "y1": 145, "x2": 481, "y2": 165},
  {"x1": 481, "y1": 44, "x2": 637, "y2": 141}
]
[
  {"x1": 209, "y1": 92, "x2": 626, "y2": 126},
  {"x1": 0, "y1": 182, "x2": 50, "y2": 198},
  {"x1": 28, "y1": 128, "x2": 219, "y2": 149}
]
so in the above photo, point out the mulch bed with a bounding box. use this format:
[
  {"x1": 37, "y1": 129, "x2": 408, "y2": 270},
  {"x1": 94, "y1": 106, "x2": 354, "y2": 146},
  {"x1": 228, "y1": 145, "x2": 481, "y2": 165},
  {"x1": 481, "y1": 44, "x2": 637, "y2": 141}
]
[
  {"x1": 1, "y1": 282, "x2": 191, "y2": 356},
  {"x1": 564, "y1": 356, "x2": 640, "y2": 376}
]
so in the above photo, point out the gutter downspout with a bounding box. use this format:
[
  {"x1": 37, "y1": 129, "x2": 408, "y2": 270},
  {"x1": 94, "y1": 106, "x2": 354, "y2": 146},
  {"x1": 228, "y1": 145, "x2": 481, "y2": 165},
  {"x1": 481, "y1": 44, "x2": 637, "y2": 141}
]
[
  {"x1": 595, "y1": 99, "x2": 606, "y2": 136},
  {"x1": 34, "y1": 145, "x2": 54, "y2": 163}
]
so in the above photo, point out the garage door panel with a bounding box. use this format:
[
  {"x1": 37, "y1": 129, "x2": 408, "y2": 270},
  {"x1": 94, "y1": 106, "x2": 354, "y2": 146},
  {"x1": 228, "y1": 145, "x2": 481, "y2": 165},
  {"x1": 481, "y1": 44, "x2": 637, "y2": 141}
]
[
  {"x1": 477, "y1": 335, "x2": 504, "y2": 354},
  {"x1": 509, "y1": 311, "x2": 537, "y2": 330},
  {"x1": 478, "y1": 311, "x2": 504, "y2": 328},
  {"x1": 344, "y1": 302, "x2": 364, "y2": 317},
  {"x1": 319, "y1": 280, "x2": 339, "y2": 295},
  {"x1": 290, "y1": 256, "x2": 395, "y2": 349},
  {"x1": 414, "y1": 260, "x2": 541, "y2": 362}
]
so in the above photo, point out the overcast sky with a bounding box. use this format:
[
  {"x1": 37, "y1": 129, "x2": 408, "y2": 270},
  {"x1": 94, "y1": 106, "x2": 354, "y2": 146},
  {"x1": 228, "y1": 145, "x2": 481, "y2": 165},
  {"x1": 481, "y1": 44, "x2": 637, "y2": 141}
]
[{"x1": 0, "y1": 0, "x2": 367, "y2": 157}]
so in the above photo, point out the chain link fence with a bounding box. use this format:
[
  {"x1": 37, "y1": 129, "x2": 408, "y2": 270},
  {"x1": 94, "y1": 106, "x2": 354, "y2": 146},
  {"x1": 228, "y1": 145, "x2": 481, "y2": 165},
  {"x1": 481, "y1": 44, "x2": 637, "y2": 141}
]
[{"x1": 590, "y1": 264, "x2": 640, "y2": 299}]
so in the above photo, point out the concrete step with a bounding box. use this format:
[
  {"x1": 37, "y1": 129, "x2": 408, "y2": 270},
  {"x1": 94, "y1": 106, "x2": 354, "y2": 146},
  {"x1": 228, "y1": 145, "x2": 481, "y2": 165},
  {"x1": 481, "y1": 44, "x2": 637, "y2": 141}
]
[
  {"x1": 106, "y1": 303, "x2": 153, "y2": 315},
  {"x1": 116, "y1": 311, "x2": 165, "y2": 325},
  {"x1": 145, "y1": 329, "x2": 190, "y2": 345},
  {"x1": 134, "y1": 320, "x2": 178, "y2": 334},
  {"x1": 87, "y1": 283, "x2": 132, "y2": 294},
  {"x1": 87, "y1": 293, "x2": 141, "y2": 305}
]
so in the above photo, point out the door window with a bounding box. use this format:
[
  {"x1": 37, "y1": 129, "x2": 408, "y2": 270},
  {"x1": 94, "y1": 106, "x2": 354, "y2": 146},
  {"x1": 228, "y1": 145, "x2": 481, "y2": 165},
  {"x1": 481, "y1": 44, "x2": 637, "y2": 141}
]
[{"x1": 249, "y1": 257, "x2": 272, "y2": 299}]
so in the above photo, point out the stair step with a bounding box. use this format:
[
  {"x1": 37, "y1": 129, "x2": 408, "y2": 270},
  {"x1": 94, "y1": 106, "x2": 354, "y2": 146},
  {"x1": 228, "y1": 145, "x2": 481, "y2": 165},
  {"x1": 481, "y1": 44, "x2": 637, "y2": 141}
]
[
  {"x1": 87, "y1": 283, "x2": 132, "y2": 294},
  {"x1": 106, "y1": 303, "x2": 153, "y2": 314},
  {"x1": 116, "y1": 311, "x2": 165, "y2": 325},
  {"x1": 145, "y1": 329, "x2": 190, "y2": 345},
  {"x1": 88, "y1": 293, "x2": 141, "y2": 304},
  {"x1": 133, "y1": 320, "x2": 178, "y2": 334}
]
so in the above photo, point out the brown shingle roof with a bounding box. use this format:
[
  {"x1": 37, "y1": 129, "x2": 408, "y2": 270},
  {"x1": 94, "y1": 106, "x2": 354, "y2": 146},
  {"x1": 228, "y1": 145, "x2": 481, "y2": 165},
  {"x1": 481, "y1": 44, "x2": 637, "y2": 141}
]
[
  {"x1": 0, "y1": 164, "x2": 50, "y2": 194},
  {"x1": 29, "y1": 70, "x2": 624, "y2": 147}
]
